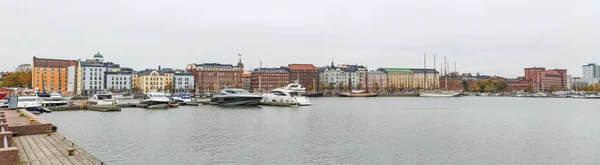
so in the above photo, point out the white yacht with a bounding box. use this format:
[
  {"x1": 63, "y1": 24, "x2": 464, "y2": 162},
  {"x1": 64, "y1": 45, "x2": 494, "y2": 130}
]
[
  {"x1": 419, "y1": 91, "x2": 461, "y2": 97},
  {"x1": 15, "y1": 90, "x2": 44, "y2": 112},
  {"x1": 174, "y1": 93, "x2": 194, "y2": 103},
  {"x1": 261, "y1": 82, "x2": 312, "y2": 106},
  {"x1": 210, "y1": 89, "x2": 263, "y2": 106},
  {"x1": 39, "y1": 92, "x2": 68, "y2": 106},
  {"x1": 87, "y1": 92, "x2": 119, "y2": 106},
  {"x1": 141, "y1": 92, "x2": 171, "y2": 106}
]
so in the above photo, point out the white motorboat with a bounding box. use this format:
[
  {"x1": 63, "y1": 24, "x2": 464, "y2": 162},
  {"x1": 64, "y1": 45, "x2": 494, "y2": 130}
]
[
  {"x1": 1, "y1": 98, "x2": 9, "y2": 108},
  {"x1": 87, "y1": 91, "x2": 119, "y2": 106},
  {"x1": 261, "y1": 83, "x2": 312, "y2": 106},
  {"x1": 419, "y1": 91, "x2": 461, "y2": 97},
  {"x1": 39, "y1": 92, "x2": 68, "y2": 106},
  {"x1": 173, "y1": 93, "x2": 194, "y2": 103},
  {"x1": 113, "y1": 94, "x2": 134, "y2": 99},
  {"x1": 210, "y1": 88, "x2": 263, "y2": 106},
  {"x1": 141, "y1": 92, "x2": 171, "y2": 106},
  {"x1": 15, "y1": 90, "x2": 46, "y2": 113}
]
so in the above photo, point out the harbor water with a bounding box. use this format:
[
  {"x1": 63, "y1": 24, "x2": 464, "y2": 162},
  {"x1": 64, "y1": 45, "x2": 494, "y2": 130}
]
[{"x1": 42, "y1": 97, "x2": 600, "y2": 164}]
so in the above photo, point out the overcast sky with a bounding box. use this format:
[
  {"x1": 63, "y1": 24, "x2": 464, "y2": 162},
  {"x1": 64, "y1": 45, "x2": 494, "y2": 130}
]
[{"x1": 1, "y1": 0, "x2": 599, "y2": 77}]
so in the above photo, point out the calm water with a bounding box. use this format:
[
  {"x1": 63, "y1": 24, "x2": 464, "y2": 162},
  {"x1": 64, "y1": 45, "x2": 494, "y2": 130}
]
[{"x1": 42, "y1": 97, "x2": 600, "y2": 165}]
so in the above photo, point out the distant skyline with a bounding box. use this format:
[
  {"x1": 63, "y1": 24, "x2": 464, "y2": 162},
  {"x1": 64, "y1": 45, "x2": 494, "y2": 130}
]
[{"x1": 2, "y1": 0, "x2": 599, "y2": 77}]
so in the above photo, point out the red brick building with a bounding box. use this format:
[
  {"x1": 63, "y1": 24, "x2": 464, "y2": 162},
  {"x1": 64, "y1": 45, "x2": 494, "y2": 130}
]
[
  {"x1": 524, "y1": 67, "x2": 568, "y2": 91},
  {"x1": 505, "y1": 78, "x2": 533, "y2": 92},
  {"x1": 250, "y1": 68, "x2": 290, "y2": 92},
  {"x1": 286, "y1": 64, "x2": 319, "y2": 88},
  {"x1": 187, "y1": 61, "x2": 244, "y2": 93},
  {"x1": 438, "y1": 77, "x2": 464, "y2": 90}
]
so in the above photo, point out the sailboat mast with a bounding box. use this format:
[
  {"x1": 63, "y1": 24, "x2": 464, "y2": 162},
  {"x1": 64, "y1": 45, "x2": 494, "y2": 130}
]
[
  {"x1": 424, "y1": 53, "x2": 427, "y2": 90},
  {"x1": 434, "y1": 54, "x2": 436, "y2": 90},
  {"x1": 445, "y1": 56, "x2": 448, "y2": 91},
  {"x1": 365, "y1": 67, "x2": 369, "y2": 92}
]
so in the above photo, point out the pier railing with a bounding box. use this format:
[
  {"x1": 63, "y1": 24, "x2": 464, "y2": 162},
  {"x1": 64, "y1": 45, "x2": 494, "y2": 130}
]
[{"x1": 0, "y1": 111, "x2": 19, "y2": 165}]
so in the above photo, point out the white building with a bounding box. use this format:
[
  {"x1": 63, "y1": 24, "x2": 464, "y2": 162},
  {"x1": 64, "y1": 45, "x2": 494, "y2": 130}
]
[
  {"x1": 77, "y1": 52, "x2": 122, "y2": 95},
  {"x1": 319, "y1": 61, "x2": 366, "y2": 90},
  {"x1": 582, "y1": 63, "x2": 600, "y2": 85},
  {"x1": 173, "y1": 72, "x2": 195, "y2": 93},
  {"x1": 106, "y1": 71, "x2": 133, "y2": 92}
]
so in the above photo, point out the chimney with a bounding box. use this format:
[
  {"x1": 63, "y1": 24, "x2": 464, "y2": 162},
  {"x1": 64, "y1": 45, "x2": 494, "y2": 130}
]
[{"x1": 158, "y1": 65, "x2": 161, "y2": 70}]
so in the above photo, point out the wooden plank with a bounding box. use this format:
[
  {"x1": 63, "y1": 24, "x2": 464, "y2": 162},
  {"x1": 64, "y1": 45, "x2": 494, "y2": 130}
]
[
  {"x1": 50, "y1": 134, "x2": 101, "y2": 165},
  {"x1": 18, "y1": 136, "x2": 39, "y2": 162},
  {"x1": 25, "y1": 135, "x2": 48, "y2": 161},
  {"x1": 73, "y1": 155, "x2": 93, "y2": 165},
  {"x1": 21, "y1": 161, "x2": 32, "y2": 165},
  {"x1": 57, "y1": 157, "x2": 75, "y2": 165},
  {"x1": 32, "y1": 135, "x2": 57, "y2": 163},
  {"x1": 39, "y1": 159, "x2": 53, "y2": 165},
  {"x1": 31, "y1": 160, "x2": 42, "y2": 165},
  {"x1": 13, "y1": 136, "x2": 30, "y2": 162},
  {"x1": 43, "y1": 135, "x2": 75, "y2": 165},
  {"x1": 48, "y1": 158, "x2": 64, "y2": 165}
]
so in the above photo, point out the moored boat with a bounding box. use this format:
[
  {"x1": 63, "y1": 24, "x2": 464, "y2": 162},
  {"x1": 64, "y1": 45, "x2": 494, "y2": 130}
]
[
  {"x1": 15, "y1": 90, "x2": 45, "y2": 113},
  {"x1": 210, "y1": 88, "x2": 263, "y2": 106},
  {"x1": 338, "y1": 90, "x2": 378, "y2": 97},
  {"x1": 141, "y1": 92, "x2": 171, "y2": 106},
  {"x1": 38, "y1": 92, "x2": 68, "y2": 106},
  {"x1": 261, "y1": 82, "x2": 312, "y2": 106},
  {"x1": 419, "y1": 91, "x2": 461, "y2": 97},
  {"x1": 87, "y1": 91, "x2": 119, "y2": 106}
]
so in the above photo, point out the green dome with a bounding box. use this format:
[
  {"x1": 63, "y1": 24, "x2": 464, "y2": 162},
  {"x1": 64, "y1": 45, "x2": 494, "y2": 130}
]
[{"x1": 93, "y1": 52, "x2": 103, "y2": 58}]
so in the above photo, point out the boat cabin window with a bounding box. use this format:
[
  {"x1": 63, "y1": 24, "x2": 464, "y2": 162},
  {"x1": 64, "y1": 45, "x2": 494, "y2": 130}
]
[
  {"x1": 289, "y1": 85, "x2": 298, "y2": 88},
  {"x1": 97, "y1": 95, "x2": 112, "y2": 100},
  {"x1": 18, "y1": 98, "x2": 37, "y2": 102},
  {"x1": 225, "y1": 90, "x2": 236, "y2": 94},
  {"x1": 290, "y1": 92, "x2": 300, "y2": 96},
  {"x1": 271, "y1": 91, "x2": 287, "y2": 96}
]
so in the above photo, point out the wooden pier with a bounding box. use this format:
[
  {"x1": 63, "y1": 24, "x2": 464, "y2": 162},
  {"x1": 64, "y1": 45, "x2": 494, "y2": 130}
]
[
  {"x1": 0, "y1": 109, "x2": 103, "y2": 165},
  {"x1": 14, "y1": 133, "x2": 103, "y2": 165}
]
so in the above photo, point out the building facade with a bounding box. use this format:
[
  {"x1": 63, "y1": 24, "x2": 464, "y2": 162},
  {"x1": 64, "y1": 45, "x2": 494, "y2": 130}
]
[
  {"x1": 319, "y1": 62, "x2": 366, "y2": 91},
  {"x1": 524, "y1": 67, "x2": 568, "y2": 91},
  {"x1": 105, "y1": 71, "x2": 133, "y2": 92},
  {"x1": 250, "y1": 68, "x2": 290, "y2": 92},
  {"x1": 77, "y1": 52, "x2": 122, "y2": 95},
  {"x1": 243, "y1": 73, "x2": 251, "y2": 91},
  {"x1": 379, "y1": 68, "x2": 439, "y2": 90},
  {"x1": 32, "y1": 57, "x2": 78, "y2": 94},
  {"x1": 505, "y1": 78, "x2": 533, "y2": 92},
  {"x1": 173, "y1": 72, "x2": 195, "y2": 93},
  {"x1": 187, "y1": 60, "x2": 244, "y2": 94},
  {"x1": 359, "y1": 71, "x2": 387, "y2": 91},
  {"x1": 137, "y1": 69, "x2": 173, "y2": 93},
  {"x1": 287, "y1": 64, "x2": 319, "y2": 89},
  {"x1": 582, "y1": 63, "x2": 600, "y2": 85}
]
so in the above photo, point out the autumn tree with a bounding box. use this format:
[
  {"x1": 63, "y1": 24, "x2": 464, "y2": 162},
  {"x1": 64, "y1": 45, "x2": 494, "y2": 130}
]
[
  {"x1": 306, "y1": 85, "x2": 314, "y2": 91},
  {"x1": 524, "y1": 85, "x2": 533, "y2": 93},
  {"x1": 374, "y1": 83, "x2": 380, "y2": 91},
  {"x1": 461, "y1": 80, "x2": 469, "y2": 91},
  {"x1": 337, "y1": 83, "x2": 345, "y2": 91},
  {"x1": 319, "y1": 83, "x2": 325, "y2": 91},
  {"x1": 328, "y1": 83, "x2": 334, "y2": 91},
  {"x1": 0, "y1": 71, "x2": 32, "y2": 88},
  {"x1": 165, "y1": 82, "x2": 173, "y2": 93}
]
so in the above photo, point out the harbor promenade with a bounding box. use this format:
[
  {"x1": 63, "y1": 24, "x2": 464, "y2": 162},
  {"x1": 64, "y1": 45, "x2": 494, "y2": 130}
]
[{"x1": 0, "y1": 109, "x2": 103, "y2": 165}]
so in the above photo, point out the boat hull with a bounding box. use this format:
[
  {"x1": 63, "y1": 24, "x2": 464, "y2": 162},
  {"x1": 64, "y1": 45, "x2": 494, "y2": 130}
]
[
  {"x1": 210, "y1": 97, "x2": 262, "y2": 106},
  {"x1": 305, "y1": 92, "x2": 324, "y2": 97},
  {"x1": 419, "y1": 92, "x2": 461, "y2": 97},
  {"x1": 338, "y1": 93, "x2": 378, "y2": 97}
]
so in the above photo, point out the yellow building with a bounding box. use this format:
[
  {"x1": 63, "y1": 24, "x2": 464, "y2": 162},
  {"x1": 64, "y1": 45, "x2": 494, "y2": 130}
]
[
  {"x1": 379, "y1": 68, "x2": 439, "y2": 90},
  {"x1": 136, "y1": 69, "x2": 175, "y2": 93}
]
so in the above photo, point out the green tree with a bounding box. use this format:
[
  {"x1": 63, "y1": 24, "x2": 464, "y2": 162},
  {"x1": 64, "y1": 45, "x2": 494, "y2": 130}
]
[
  {"x1": 357, "y1": 84, "x2": 362, "y2": 90},
  {"x1": 494, "y1": 80, "x2": 508, "y2": 92},
  {"x1": 461, "y1": 80, "x2": 469, "y2": 91},
  {"x1": 0, "y1": 71, "x2": 32, "y2": 88},
  {"x1": 328, "y1": 83, "x2": 334, "y2": 91},
  {"x1": 306, "y1": 85, "x2": 314, "y2": 91},
  {"x1": 337, "y1": 83, "x2": 345, "y2": 91}
]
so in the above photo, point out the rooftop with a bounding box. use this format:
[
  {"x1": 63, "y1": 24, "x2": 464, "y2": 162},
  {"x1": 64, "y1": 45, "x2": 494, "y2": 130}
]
[
  {"x1": 33, "y1": 57, "x2": 78, "y2": 68},
  {"x1": 288, "y1": 64, "x2": 318, "y2": 71},
  {"x1": 379, "y1": 68, "x2": 413, "y2": 73},
  {"x1": 410, "y1": 69, "x2": 439, "y2": 73},
  {"x1": 253, "y1": 68, "x2": 289, "y2": 73}
]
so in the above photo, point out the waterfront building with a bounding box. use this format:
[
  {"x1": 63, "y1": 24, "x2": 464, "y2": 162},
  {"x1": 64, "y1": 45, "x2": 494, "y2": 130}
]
[
  {"x1": 505, "y1": 77, "x2": 533, "y2": 92},
  {"x1": 250, "y1": 67, "x2": 290, "y2": 92},
  {"x1": 243, "y1": 72, "x2": 251, "y2": 91},
  {"x1": 359, "y1": 70, "x2": 387, "y2": 91},
  {"x1": 286, "y1": 64, "x2": 319, "y2": 89},
  {"x1": 187, "y1": 58, "x2": 244, "y2": 94},
  {"x1": 319, "y1": 61, "x2": 366, "y2": 90},
  {"x1": 32, "y1": 56, "x2": 78, "y2": 94},
  {"x1": 438, "y1": 76, "x2": 464, "y2": 91},
  {"x1": 77, "y1": 52, "x2": 122, "y2": 95},
  {"x1": 572, "y1": 77, "x2": 587, "y2": 89},
  {"x1": 105, "y1": 71, "x2": 133, "y2": 92},
  {"x1": 137, "y1": 69, "x2": 172, "y2": 93},
  {"x1": 524, "y1": 67, "x2": 568, "y2": 91},
  {"x1": 582, "y1": 63, "x2": 600, "y2": 85},
  {"x1": 173, "y1": 72, "x2": 195, "y2": 93},
  {"x1": 378, "y1": 68, "x2": 439, "y2": 90}
]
